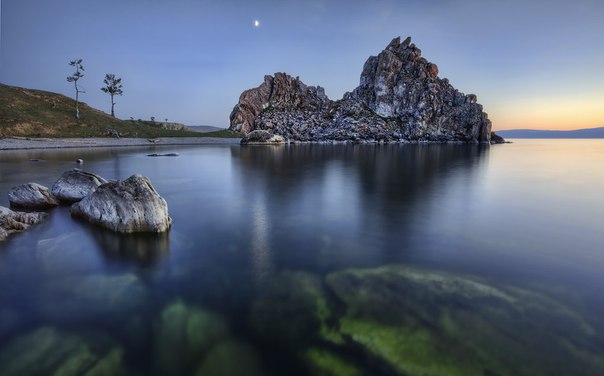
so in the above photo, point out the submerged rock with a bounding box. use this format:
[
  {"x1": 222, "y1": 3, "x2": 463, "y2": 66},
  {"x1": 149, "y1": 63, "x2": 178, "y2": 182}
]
[
  {"x1": 325, "y1": 265, "x2": 604, "y2": 376},
  {"x1": 240, "y1": 130, "x2": 286, "y2": 145},
  {"x1": 251, "y1": 271, "x2": 340, "y2": 345},
  {"x1": 51, "y1": 169, "x2": 108, "y2": 203},
  {"x1": 39, "y1": 273, "x2": 147, "y2": 320},
  {"x1": 229, "y1": 37, "x2": 500, "y2": 143},
  {"x1": 70, "y1": 174, "x2": 172, "y2": 233},
  {"x1": 194, "y1": 339, "x2": 263, "y2": 376},
  {"x1": 0, "y1": 206, "x2": 47, "y2": 241},
  {"x1": 0, "y1": 327, "x2": 125, "y2": 376},
  {"x1": 154, "y1": 301, "x2": 229, "y2": 376},
  {"x1": 8, "y1": 183, "x2": 59, "y2": 209}
]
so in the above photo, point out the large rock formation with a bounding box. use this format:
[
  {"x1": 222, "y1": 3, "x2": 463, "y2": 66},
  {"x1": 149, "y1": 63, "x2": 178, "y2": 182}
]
[
  {"x1": 51, "y1": 169, "x2": 108, "y2": 203},
  {"x1": 0, "y1": 206, "x2": 47, "y2": 241},
  {"x1": 229, "y1": 37, "x2": 496, "y2": 143},
  {"x1": 70, "y1": 174, "x2": 172, "y2": 233}
]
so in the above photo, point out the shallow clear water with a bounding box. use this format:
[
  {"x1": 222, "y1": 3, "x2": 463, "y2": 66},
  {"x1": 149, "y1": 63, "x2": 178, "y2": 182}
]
[{"x1": 0, "y1": 140, "x2": 603, "y2": 375}]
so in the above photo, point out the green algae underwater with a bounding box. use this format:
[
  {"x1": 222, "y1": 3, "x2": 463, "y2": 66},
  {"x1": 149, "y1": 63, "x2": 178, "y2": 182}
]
[
  {"x1": 1, "y1": 141, "x2": 604, "y2": 375},
  {"x1": 0, "y1": 265, "x2": 602, "y2": 375}
]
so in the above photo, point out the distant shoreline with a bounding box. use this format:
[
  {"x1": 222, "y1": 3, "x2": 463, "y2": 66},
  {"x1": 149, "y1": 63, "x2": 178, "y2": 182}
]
[{"x1": 0, "y1": 137, "x2": 241, "y2": 151}]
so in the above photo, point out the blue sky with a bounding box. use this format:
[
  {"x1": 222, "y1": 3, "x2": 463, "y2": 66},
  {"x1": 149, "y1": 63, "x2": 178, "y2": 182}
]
[{"x1": 1, "y1": 0, "x2": 603, "y2": 130}]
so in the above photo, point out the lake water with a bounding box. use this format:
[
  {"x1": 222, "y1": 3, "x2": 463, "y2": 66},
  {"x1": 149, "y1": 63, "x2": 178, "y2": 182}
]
[{"x1": 0, "y1": 140, "x2": 603, "y2": 375}]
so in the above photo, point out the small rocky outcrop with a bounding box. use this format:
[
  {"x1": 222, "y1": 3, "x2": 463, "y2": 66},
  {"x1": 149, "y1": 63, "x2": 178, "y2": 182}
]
[
  {"x1": 70, "y1": 174, "x2": 171, "y2": 233},
  {"x1": 490, "y1": 132, "x2": 505, "y2": 144},
  {"x1": 240, "y1": 130, "x2": 286, "y2": 145},
  {"x1": 51, "y1": 169, "x2": 108, "y2": 203},
  {"x1": 8, "y1": 183, "x2": 58, "y2": 209},
  {"x1": 229, "y1": 36, "x2": 500, "y2": 143},
  {"x1": 0, "y1": 206, "x2": 47, "y2": 241}
]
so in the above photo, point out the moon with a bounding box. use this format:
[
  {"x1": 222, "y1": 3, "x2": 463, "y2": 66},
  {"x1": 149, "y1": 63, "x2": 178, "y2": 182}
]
[{"x1": 254, "y1": 19, "x2": 260, "y2": 28}]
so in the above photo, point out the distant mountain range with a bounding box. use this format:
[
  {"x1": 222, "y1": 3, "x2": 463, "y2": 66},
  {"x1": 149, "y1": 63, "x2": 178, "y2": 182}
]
[{"x1": 496, "y1": 127, "x2": 604, "y2": 139}]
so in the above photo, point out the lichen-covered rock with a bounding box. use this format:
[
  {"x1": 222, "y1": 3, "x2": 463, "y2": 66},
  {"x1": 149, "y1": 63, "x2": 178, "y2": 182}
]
[
  {"x1": 51, "y1": 169, "x2": 108, "y2": 203},
  {"x1": 240, "y1": 130, "x2": 286, "y2": 145},
  {"x1": 0, "y1": 327, "x2": 126, "y2": 376},
  {"x1": 229, "y1": 37, "x2": 500, "y2": 143},
  {"x1": 70, "y1": 174, "x2": 171, "y2": 233},
  {"x1": 0, "y1": 206, "x2": 47, "y2": 241},
  {"x1": 8, "y1": 183, "x2": 58, "y2": 209}
]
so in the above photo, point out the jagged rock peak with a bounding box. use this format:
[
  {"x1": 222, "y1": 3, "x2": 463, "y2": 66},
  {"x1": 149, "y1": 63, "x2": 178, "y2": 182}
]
[
  {"x1": 229, "y1": 36, "x2": 496, "y2": 144},
  {"x1": 229, "y1": 72, "x2": 331, "y2": 133}
]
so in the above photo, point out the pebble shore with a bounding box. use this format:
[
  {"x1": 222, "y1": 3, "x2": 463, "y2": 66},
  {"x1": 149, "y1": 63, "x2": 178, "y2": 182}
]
[{"x1": 0, "y1": 137, "x2": 241, "y2": 151}]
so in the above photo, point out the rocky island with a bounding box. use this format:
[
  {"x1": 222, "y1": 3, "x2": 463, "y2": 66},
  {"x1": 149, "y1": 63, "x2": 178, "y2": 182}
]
[{"x1": 230, "y1": 37, "x2": 502, "y2": 144}]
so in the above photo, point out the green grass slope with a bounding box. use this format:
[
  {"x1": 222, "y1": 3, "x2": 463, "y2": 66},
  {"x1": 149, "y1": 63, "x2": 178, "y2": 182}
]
[{"x1": 0, "y1": 84, "x2": 239, "y2": 138}]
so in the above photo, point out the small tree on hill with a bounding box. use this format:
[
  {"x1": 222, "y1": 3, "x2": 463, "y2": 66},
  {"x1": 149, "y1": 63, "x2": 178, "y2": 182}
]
[
  {"x1": 66, "y1": 59, "x2": 85, "y2": 120},
  {"x1": 101, "y1": 74, "x2": 123, "y2": 117}
]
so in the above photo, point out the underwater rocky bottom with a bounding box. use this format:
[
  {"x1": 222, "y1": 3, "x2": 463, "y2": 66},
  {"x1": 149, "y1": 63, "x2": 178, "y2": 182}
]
[{"x1": 1, "y1": 264, "x2": 602, "y2": 376}]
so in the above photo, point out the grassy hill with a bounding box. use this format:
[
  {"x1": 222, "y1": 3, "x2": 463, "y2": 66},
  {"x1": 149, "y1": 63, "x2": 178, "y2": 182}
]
[{"x1": 0, "y1": 83, "x2": 239, "y2": 138}]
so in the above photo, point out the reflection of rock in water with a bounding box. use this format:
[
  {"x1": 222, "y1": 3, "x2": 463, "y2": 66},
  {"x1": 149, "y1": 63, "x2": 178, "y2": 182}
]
[
  {"x1": 0, "y1": 327, "x2": 126, "y2": 375},
  {"x1": 89, "y1": 226, "x2": 170, "y2": 266}
]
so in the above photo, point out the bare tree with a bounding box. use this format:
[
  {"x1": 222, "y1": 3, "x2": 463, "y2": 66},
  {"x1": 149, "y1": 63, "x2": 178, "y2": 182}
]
[
  {"x1": 101, "y1": 74, "x2": 123, "y2": 117},
  {"x1": 66, "y1": 59, "x2": 85, "y2": 120}
]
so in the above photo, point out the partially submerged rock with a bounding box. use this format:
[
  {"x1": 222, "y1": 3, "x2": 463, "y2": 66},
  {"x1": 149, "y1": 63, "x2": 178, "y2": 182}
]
[
  {"x1": 51, "y1": 169, "x2": 108, "y2": 203},
  {"x1": 70, "y1": 174, "x2": 172, "y2": 233},
  {"x1": 240, "y1": 130, "x2": 286, "y2": 145},
  {"x1": 0, "y1": 206, "x2": 47, "y2": 241},
  {"x1": 8, "y1": 183, "x2": 58, "y2": 209}
]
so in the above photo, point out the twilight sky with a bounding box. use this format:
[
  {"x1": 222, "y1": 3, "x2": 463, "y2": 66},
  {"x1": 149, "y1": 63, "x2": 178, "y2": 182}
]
[{"x1": 1, "y1": 0, "x2": 603, "y2": 130}]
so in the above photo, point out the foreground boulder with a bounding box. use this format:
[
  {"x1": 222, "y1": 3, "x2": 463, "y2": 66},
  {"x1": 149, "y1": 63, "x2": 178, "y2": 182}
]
[
  {"x1": 8, "y1": 183, "x2": 58, "y2": 209},
  {"x1": 0, "y1": 206, "x2": 47, "y2": 241},
  {"x1": 70, "y1": 174, "x2": 171, "y2": 233},
  {"x1": 240, "y1": 130, "x2": 286, "y2": 145},
  {"x1": 51, "y1": 169, "x2": 108, "y2": 203},
  {"x1": 230, "y1": 37, "x2": 499, "y2": 143}
]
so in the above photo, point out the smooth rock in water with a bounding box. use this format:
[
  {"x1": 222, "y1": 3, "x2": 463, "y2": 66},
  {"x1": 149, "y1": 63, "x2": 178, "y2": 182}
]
[
  {"x1": 8, "y1": 183, "x2": 58, "y2": 209},
  {"x1": 76, "y1": 159, "x2": 83, "y2": 164},
  {"x1": 240, "y1": 130, "x2": 286, "y2": 145},
  {"x1": 0, "y1": 206, "x2": 47, "y2": 241},
  {"x1": 147, "y1": 153, "x2": 179, "y2": 157},
  {"x1": 70, "y1": 174, "x2": 171, "y2": 233},
  {"x1": 51, "y1": 169, "x2": 108, "y2": 203},
  {"x1": 0, "y1": 327, "x2": 126, "y2": 376},
  {"x1": 230, "y1": 36, "x2": 500, "y2": 143}
]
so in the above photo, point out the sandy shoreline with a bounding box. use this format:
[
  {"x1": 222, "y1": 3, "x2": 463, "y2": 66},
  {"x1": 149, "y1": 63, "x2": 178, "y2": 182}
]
[{"x1": 0, "y1": 137, "x2": 241, "y2": 151}]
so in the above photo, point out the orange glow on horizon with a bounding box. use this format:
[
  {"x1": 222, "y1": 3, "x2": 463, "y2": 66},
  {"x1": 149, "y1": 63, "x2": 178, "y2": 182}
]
[{"x1": 489, "y1": 97, "x2": 604, "y2": 131}]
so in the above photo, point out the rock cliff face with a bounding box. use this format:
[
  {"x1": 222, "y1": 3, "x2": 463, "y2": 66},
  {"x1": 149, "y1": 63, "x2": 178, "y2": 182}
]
[{"x1": 229, "y1": 37, "x2": 495, "y2": 143}]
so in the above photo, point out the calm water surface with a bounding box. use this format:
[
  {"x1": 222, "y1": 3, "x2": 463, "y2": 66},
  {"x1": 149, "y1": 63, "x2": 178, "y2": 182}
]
[{"x1": 0, "y1": 140, "x2": 603, "y2": 375}]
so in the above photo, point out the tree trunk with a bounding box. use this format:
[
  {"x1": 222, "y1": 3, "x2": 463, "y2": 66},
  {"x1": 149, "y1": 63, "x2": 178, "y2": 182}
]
[
  {"x1": 110, "y1": 94, "x2": 115, "y2": 117},
  {"x1": 74, "y1": 81, "x2": 80, "y2": 120}
]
